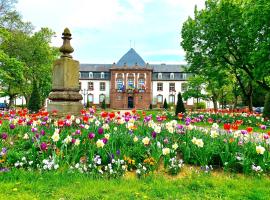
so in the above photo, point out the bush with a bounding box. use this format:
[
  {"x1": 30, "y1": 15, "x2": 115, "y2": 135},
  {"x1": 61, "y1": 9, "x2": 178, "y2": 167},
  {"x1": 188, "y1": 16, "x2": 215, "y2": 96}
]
[
  {"x1": 28, "y1": 80, "x2": 41, "y2": 113},
  {"x1": 263, "y1": 92, "x2": 270, "y2": 118},
  {"x1": 101, "y1": 99, "x2": 106, "y2": 109},
  {"x1": 194, "y1": 102, "x2": 206, "y2": 109},
  {"x1": 175, "y1": 92, "x2": 185, "y2": 116},
  {"x1": 163, "y1": 98, "x2": 168, "y2": 109},
  {"x1": 149, "y1": 104, "x2": 153, "y2": 110}
]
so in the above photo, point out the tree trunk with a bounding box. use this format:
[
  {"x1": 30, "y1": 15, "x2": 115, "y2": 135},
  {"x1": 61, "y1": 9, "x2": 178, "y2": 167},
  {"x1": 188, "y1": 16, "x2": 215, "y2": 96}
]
[{"x1": 211, "y1": 94, "x2": 218, "y2": 111}]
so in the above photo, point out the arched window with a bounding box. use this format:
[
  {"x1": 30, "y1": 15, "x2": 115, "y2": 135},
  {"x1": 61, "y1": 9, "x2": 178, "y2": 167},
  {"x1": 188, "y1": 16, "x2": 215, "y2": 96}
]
[
  {"x1": 99, "y1": 94, "x2": 105, "y2": 103},
  {"x1": 158, "y1": 73, "x2": 162, "y2": 79},
  {"x1": 170, "y1": 73, "x2": 174, "y2": 79},
  {"x1": 101, "y1": 72, "x2": 105, "y2": 79},
  {"x1": 116, "y1": 78, "x2": 123, "y2": 89},
  {"x1": 169, "y1": 95, "x2": 175, "y2": 104},
  {"x1": 127, "y1": 74, "x2": 134, "y2": 89},
  {"x1": 138, "y1": 78, "x2": 145, "y2": 89},
  {"x1": 157, "y1": 95, "x2": 163, "y2": 103},
  {"x1": 89, "y1": 72, "x2": 93, "y2": 79},
  {"x1": 88, "y1": 94, "x2": 93, "y2": 103}
]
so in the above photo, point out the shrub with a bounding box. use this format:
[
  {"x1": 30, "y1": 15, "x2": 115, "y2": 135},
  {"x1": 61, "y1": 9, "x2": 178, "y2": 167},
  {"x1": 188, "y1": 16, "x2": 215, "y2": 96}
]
[
  {"x1": 149, "y1": 103, "x2": 153, "y2": 110},
  {"x1": 194, "y1": 102, "x2": 206, "y2": 109},
  {"x1": 263, "y1": 92, "x2": 270, "y2": 118},
  {"x1": 175, "y1": 92, "x2": 185, "y2": 116},
  {"x1": 28, "y1": 80, "x2": 41, "y2": 113},
  {"x1": 101, "y1": 99, "x2": 106, "y2": 109},
  {"x1": 163, "y1": 98, "x2": 168, "y2": 109}
]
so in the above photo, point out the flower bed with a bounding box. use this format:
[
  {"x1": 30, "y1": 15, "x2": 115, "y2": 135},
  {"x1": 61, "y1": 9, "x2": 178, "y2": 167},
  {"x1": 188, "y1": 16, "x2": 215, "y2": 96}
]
[{"x1": 0, "y1": 109, "x2": 269, "y2": 177}]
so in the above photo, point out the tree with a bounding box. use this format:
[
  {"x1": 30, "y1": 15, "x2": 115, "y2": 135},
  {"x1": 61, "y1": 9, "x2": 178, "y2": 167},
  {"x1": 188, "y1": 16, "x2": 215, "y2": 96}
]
[
  {"x1": 163, "y1": 98, "x2": 168, "y2": 109},
  {"x1": 28, "y1": 79, "x2": 41, "y2": 113},
  {"x1": 263, "y1": 93, "x2": 270, "y2": 119},
  {"x1": 181, "y1": 0, "x2": 270, "y2": 111},
  {"x1": 175, "y1": 92, "x2": 185, "y2": 115},
  {"x1": 182, "y1": 75, "x2": 208, "y2": 104}
]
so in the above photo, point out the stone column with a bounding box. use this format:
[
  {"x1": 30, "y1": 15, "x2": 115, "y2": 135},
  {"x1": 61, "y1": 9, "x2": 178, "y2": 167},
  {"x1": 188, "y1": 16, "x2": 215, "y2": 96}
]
[{"x1": 47, "y1": 28, "x2": 83, "y2": 116}]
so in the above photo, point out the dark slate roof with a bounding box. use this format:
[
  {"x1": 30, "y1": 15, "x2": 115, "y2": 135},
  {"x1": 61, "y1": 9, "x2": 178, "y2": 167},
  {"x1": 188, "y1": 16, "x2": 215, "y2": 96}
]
[
  {"x1": 116, "y1": 48, "x2": 146, "y2": 67},
  {"x1": 150, "y1": 64, "x2": 186, "y2": 72},
  {"x1": 80, "y1": 64, "x2": 112, "y2": 72}
]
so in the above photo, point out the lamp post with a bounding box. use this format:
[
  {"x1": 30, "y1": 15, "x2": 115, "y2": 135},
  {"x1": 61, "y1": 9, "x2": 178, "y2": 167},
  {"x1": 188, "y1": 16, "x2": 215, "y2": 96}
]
[{"x1": 82, "y1": 89, "x2": 88, "y2": 107}]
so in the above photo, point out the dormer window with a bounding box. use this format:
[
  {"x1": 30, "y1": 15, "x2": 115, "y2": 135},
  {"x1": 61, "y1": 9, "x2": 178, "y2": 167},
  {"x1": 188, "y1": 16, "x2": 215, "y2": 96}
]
[
  {"x1": 170, "y1": 73, "x2": 174, "y2": 79},
  {"x1": 101, "y1": 72, "x2": 105, "y2": 79},
  {"x1": 158, "y1": 73, "x2": 162, "y2": 79},
  {"x1": 89, "y1": 72, "x2": 93, "y2": 79},
  {"x1": 183, "y1": 73, "x2": 186, "y2": 80}
]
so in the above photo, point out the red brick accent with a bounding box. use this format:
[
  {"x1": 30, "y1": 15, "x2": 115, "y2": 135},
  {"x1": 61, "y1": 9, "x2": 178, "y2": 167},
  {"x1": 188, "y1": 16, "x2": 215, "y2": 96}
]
[{"x1": 110, "y1": 67, "x2": 152, "y2": 109}]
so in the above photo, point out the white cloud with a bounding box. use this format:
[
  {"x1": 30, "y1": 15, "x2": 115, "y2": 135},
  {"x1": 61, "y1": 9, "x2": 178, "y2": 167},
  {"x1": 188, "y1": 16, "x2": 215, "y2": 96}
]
[{"x1": 16, "y1": 0, "x2": 205, "y2": 63}]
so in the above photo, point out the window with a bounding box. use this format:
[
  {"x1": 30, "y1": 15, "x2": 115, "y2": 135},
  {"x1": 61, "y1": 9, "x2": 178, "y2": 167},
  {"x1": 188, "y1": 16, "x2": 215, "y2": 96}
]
[
  {"x1": 158, "y1": 73, "x2": 162, "y2": 79},
  {"x1": 169, "y1": 83, "x2": 175, "y2": 91},
  {"x1": 88, "y1": 94, "x2": 93, "y2": 103},
  {"x1": 81, "y1": 72, "x2": 89, "y2": 78},
  {"x1": 138, "y1": 79, "x2": 145, "y2": 89},
  {"x1": 170, "y1": 73, "x2": 174, "y2": 79},
  {"x1": 128, "y1": 78, "x2": 134, "y2": 88},
  {"x1": 99, "y1": 94, "x2": 105, "y2": 103},
  {"x1": 182, "y1": 83, "x2": 187, "y2": 92},
  {"x1": 157, "y1": 95, "x2": 163, "y2": 103},
  {"x1": 183, "y1": 73, "x2": 187, "y2": 80},
  {"x1": 79, "y1": 82, "x2": 82, "y2": 90},
  {"x1": 101, "y1": 72, "x2": 105, "y2": 79},
  {"x1": 88, "y1": 82, "x2": 94, "y2": 90},
  {"x1": 157, "y1": 83, "x2": 163, "y2": 91},
  {"x1": 116, "y1": 79, "x2": 123, "y2": 89},
  {"x1": 89, "y1": 72, "x2": 93, "y2": 79},
  {"x1": 100, "y1": 82, "x2": 105, "y2": 91},
  {"x1": 169, "y1": 95, "x2": 175, "y2": 104}
]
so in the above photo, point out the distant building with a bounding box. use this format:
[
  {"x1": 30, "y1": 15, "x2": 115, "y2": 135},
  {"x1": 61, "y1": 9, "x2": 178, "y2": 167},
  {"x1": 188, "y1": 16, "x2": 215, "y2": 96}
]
[{"x1": 79, "y1": 48, "x2": 202, "y2": 109}]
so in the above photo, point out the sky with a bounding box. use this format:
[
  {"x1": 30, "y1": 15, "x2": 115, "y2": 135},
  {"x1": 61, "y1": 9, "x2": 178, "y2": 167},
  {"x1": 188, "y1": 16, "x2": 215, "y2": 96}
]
[{"x1": 16, "y1": 0, "x2": 205, "y2": 64}]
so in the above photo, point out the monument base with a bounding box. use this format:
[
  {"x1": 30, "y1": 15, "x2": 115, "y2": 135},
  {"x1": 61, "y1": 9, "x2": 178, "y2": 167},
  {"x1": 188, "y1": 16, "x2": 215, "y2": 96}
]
[{"x1": 47, "y1": 101, "x2": 83, "y2": 117}]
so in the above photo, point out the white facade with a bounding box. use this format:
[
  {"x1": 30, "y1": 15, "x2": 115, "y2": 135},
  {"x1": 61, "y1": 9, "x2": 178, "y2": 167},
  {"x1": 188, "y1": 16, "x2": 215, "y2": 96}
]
[
  {"x1": 152, "y1": 81, "x2": 194, "y2": 106},
  {"x1": 79, "y1": 80, "x2": 110, "y2": 105}
]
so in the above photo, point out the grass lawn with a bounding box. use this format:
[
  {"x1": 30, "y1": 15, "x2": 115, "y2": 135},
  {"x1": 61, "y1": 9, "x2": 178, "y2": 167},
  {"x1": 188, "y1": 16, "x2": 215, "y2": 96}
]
[{"x1": 0, "y1": 169, "x2": 270, "y2": 200}]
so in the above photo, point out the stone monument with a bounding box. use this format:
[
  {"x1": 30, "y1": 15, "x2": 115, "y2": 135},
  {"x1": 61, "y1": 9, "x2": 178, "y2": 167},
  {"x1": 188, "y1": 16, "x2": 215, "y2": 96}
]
[{"x1": 47, "y1": 28, "x2": 83, "y2": 116}]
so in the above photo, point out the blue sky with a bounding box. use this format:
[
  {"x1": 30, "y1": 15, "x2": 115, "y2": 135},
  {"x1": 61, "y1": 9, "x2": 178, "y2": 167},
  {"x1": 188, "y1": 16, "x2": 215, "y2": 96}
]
[{"x1": 16, "y1": 0, "x2": 205, "y2": 64}]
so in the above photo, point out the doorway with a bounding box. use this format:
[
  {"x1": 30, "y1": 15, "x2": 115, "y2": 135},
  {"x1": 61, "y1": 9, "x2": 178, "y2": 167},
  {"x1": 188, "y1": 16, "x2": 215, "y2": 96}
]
[{"x1": 128, "y1": 96, "x2": 134, "y2": 108}]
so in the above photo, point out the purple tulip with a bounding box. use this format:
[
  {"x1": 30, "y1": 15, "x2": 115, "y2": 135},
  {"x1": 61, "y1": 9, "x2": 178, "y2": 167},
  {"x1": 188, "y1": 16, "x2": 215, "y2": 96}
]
[
  {"x1": 40, "y1": 130, "x2": 45, "y2": 136},
  {"x1": 241, "y1": 130, "x2": 248, "y2": 135},
  {"x1": 102, "y1": 138, "x2": 108, "y2": 144},
  {"x1": 40, "y1": 142, "x2": 47, "y2": 151},
  {"x1": 98, "y1": 127, "x2": 104, "y2": 135},
  {"x1": 75, "y1": 129, "x2": 81, "y2": 135},
  {"x1": 264, "y1": 134, "x2": 269, "y2": 140},
  {"x1": 116, "y1": 149, "x2": 121, "y2": 155},
  {"x1": 151, "y1": 131, "x2": 157, "y2": 138},
  {"x1": 260, "y1": 125, "x2": 267, "y2": 130},
  {"x1": 88, "y1": 132, "x2": 95, "y2": 139},
  {"x1": 31, "y1": 127, "x2": 38, "y2": 132},
  {"x1": 35, "y1": 133, "x2": 40, "y2": 139},
  {"x1": 9, "y1": 124, "x2": 15, "y2": 129},
  {"x1": 1, "y1": 133, "x2": 7, "y2": 140},
  {"x1": 72, "y1": 138, "x2": 76, "y2": 144},
  {"x1": 163, "y1": 138, "x2": 169, "y2": 144}
]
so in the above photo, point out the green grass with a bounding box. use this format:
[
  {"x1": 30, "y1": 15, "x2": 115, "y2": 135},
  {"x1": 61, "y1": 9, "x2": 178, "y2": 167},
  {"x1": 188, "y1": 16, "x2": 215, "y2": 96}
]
[{"x1": 0, "y1": 170, "x2": 270, "y2": 200}]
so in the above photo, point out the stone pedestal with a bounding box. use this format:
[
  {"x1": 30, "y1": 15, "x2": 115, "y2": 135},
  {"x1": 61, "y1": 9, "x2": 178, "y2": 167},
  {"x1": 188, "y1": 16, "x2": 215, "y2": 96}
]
[
  {"x1": 47, "y1": 28, "x2": 83, "y2": 116},
  {"x1": 47, "y1": 57, "x2": 83, "y2": 116}
]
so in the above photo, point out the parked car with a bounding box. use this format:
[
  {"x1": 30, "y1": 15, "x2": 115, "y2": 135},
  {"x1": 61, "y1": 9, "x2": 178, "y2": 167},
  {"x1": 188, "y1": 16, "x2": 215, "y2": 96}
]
[
  {"x1": 0, "y1": 103, "x2": 8, "y2": 110},
  {"x1": 254, "y1": 107, "x2": 264, "y2": 113}
]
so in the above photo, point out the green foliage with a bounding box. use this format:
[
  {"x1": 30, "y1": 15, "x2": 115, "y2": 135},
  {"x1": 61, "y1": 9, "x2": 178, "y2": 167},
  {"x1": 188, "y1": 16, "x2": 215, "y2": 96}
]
[
  {"x1": 27, "y1": 80, "x2": 41, "y2": 113},
  {"x1": 263, "y1": 92, "x2": 270, "y2": 118},
  {"x1": 163, "y1": 98, "x2": 168, "y2": 109},
  {"x1": 175, "y1": 92, "x2": 185, "y2": 115},
  {"x1": 101, "y1": 99, "x2": 106, "y2": 109},
  {"x1": 194, "y1": 102, "x2": 206, "y2": 109}
]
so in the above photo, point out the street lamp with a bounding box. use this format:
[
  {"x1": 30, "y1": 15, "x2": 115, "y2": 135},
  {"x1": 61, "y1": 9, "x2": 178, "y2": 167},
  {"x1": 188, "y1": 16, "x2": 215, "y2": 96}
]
[{"x1": 82, "y1": 89, "x2": 88, "y2": 107}]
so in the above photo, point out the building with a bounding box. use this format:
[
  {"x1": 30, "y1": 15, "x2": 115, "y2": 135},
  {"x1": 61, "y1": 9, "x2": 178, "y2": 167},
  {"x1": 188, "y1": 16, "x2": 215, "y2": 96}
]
[{"x1": 79, "y1": 48, "x2": 195, "y2": 109}]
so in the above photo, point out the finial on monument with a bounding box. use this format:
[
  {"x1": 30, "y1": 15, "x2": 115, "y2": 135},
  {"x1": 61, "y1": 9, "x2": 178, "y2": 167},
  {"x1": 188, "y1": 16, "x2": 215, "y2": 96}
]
[{"x1": 59, "y1": 28, "x2": 74, "y2": 58}]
